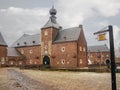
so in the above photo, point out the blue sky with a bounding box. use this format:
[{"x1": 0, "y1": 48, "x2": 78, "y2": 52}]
[{"x1": 0, "y1": 0, "x2": 120, "y2": 54}]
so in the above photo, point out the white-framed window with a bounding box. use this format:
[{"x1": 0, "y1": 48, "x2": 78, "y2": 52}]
[
  {"x1": 30, "y1": 60, "x2": 33, "y2": 64},
  {"x1": 106, "y1": 55, "x2": 109, "y2": 57},
  {"x1": 29, "y1": 49, "x2": 32, "y2": 54},
  {"x1": 44, "y1": 31, "x2": 48, "y2": 36},
  {"x1": 79, "y1": 46, "x2": 82, "y2": 51},
  {"x1": 1, "y1": 57, "x2": 5, "y2": 64},
  {"x1": 11, "y1": 61, "x2": 13, "y2": 65},
  {"x1": 83, "y1": 47, "x2": 86, "y2": 52},
  {"x1": 21, "y1": 49, "x2": 24, "y2": 54},
  {"x1": 61, "y1": 47, "x2": 65, "y2": 52},
  {"x1": 80, "y1": 59, "x2": 82, "y2": 64},
  {"x1": 44, "y1": 45, "x2": 48, "y2": 49},
  {"x1": 45, "y1": 51, "x2": 48, "y2": 55},
  {"x1": 19, "y1": 61, "x2": 22, "y2": 65},
  {"x1": 61, "y1": 59, "x2": 65, "y2": 64}
]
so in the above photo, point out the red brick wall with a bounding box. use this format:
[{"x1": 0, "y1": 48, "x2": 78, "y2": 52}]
[
  {"x1": 77, "y1": 29, "x2": 88, "y2": 67},
  {"x1": 17, "y1": 45, "x2": 41, "y2": 65},
  {"x1": 41, "y1": 27, "x2": 59, "y2": 65},
  {"x1": 52, "y1": 42, "x2": 77, "y2": 68},
  {"x1": 0, "y1": 45, "x2": 7, "y2": 65},
  {"x1": 7, "y1": 56, "x2": 24, "y2": 66},
  {"x1": 88, "y1": 52, "x2": 110, "y2": 64}
]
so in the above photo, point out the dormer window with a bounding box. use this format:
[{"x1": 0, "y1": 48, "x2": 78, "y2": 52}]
[
  {"x1": 32, "y1": 41, "x2": 35, "y2": 44},
  {"x1": 17, "y1": 43, "x2": 20, "y2": 46},
  {"x1": 64, "y1": 36, "x2": 66, "y2": 40},
  {"x1": 24, "y1": 42, "x2": 27, "y2": 45}
]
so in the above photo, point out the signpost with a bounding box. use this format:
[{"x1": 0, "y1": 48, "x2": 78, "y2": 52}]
[{"x1": 94, "y1": 25, "x2": 116, "y2": 90}]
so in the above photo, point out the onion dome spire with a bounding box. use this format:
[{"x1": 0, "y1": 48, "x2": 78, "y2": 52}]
[
  {"x1": 42, "y1": 6, "x2": 60, "y2": 29},
  {"x1": 49, "y1": 6, "x2": 57, "y2": 24},
  {"x1": 49, "y1": 5, "x2": 57, "y2": 16}
]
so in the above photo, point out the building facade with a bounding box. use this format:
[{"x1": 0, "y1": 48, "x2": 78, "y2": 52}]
[
  {"x1": 0, "y1": 32, "x2": 7, "y2": 66},
  {"x1": 12, "y1": 7, "x2": 88, "y2": 68},
  {"x1": 6, "y1": 47, "x2": 24, "y2": 67},
  {"x1": 87, "y1": 45, "x2": 110, "y2": 65}
]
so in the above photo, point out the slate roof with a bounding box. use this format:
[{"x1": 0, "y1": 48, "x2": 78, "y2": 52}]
[
  {"x1": 12, "y1": 34, "x2": 40, "y2": 47},
  {"x1": 54, "y1": 26, "x2": 81, "y2": 43},
  {"x1": 11, "y1": 26, "x2": 82, "y2": 47},
  {"x1": 42, "y1": 6, "x2": 60, "y2": 29},
  {"x1": 88, "y1": 45, "x2": 109, "y2": 52},
  {"x1": 42, "y1": 18, "x2": 60, "y2": 29},
  {"x1": 7, "y1": 47, "x2": 21, "y2": 57},
  {"x1": 0, "y1": 32, "x2": 7, "y2": 46}
]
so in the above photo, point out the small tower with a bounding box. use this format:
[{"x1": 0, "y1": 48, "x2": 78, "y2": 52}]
[{"x1": 41, "y1": 6, "x2": 60, "y2": 66}]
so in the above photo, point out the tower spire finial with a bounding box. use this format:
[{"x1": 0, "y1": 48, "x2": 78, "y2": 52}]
[
  {"x1": 49, "y1": 5, "x2": 57, "y2": 23},
  {"x1": 49, "y1": 5, "x2": 57, "y2": 16}
]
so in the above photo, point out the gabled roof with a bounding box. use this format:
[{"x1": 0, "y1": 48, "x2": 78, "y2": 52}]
[
  {"x1": 88, "y1": 45, "x2": 109, "y2": 52},
  {"x1": 11, "y1": 26, "x2": 83, "y2": 47},
  {"x1": 54, "y1": 26, "x2": 82, "y2": 43},
  {"x1": 11, "y1": 34, "x2": 40, "y2": 47},
  {"x1": 0, "y1": 32, "x2": 7, "y2": 46},
  {"x1": 7, "y1": 47, "x2": 21, "y2": 56},
  {"x1": 42, "y1": 18, "x2": 60, "y2": 29}
]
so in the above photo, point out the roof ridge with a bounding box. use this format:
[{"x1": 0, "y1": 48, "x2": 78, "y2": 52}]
[{"x1": 61, "y1": 26, "x2": 80, "y2": 31}]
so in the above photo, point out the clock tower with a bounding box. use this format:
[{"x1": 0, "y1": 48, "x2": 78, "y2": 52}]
[{"x1": 41, "y1": 6, "x2": 60, "y2": 65}]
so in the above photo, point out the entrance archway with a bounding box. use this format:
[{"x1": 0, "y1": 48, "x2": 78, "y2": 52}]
[{"x1": 43, "y1": 56, "x2": 50, "y2": 65}]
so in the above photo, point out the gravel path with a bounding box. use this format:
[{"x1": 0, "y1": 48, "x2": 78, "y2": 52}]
[
  {"x1": 0, "y1": 68, "x2": 120, "y2": 90},
  {"x1": 0, "y1": 69, "x2": 56, "y2": 90}
]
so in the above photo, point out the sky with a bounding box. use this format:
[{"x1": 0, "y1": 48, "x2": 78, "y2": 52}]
[{"x1": 0, "y1": 0, "x2": 120, "y2": 56}]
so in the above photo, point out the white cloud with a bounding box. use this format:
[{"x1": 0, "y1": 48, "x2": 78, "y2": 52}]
[
  {"x1": 0, "y1": 7, "x2": 49, "y2": 45},
  {"x1": 92, "y1": 0, "x2": 120, "y2": 17},
  {"x1": 0, "y1": 0, "x2": 120, "y2": 46},
  {"x1": 56, "y1": 0, "x2": 120, "y2": 28}
]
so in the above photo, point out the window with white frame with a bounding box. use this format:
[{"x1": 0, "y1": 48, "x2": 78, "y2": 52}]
[
  {"x1": 79, "y1": 46, "x2": 82, "y2": 51},
  {"x1": 61, "y1": 59, "x2": 65, "y2": 64},
  {"x1": 80, "y1": 59, "x2": 82, "y2": 64},
  {"x1": 83, "y1": 47, "x2": 86, "y2": 52},
  {"x1": 11, "y1": 61, "x2": 13, "y2": 65},
  {"x1": 61, "y1": 47, "x2": 65, "y2": 52},
  {"x1": 1, "y1": 57, "x2": 5, "y2": 64},
  {"x1": 45, "y1": 51, "x2": 48, "y2": 55},
  {"x1": 29, "y1": 49, "x2": 32, "y2": 54},
  {"x1": 44, "y1": 31, "x2": 48, "y2": 36},
  {"x1": 106, "y1": 55, "x2": 109, "y2": 57},
  {"x1": 19, "y1": 61, "x2": 22, "y2": 65},
  {"x1": 21, "y1": 49, "x2": 24, "y2": 54},
  {"x1": 30, "y1": 60, "x2": 33, "y2": 64}
]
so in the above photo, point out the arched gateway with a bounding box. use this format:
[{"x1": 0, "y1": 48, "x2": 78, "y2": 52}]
[{"x1": 43, "y1": 56, "x2": 50, "y2": 65}]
